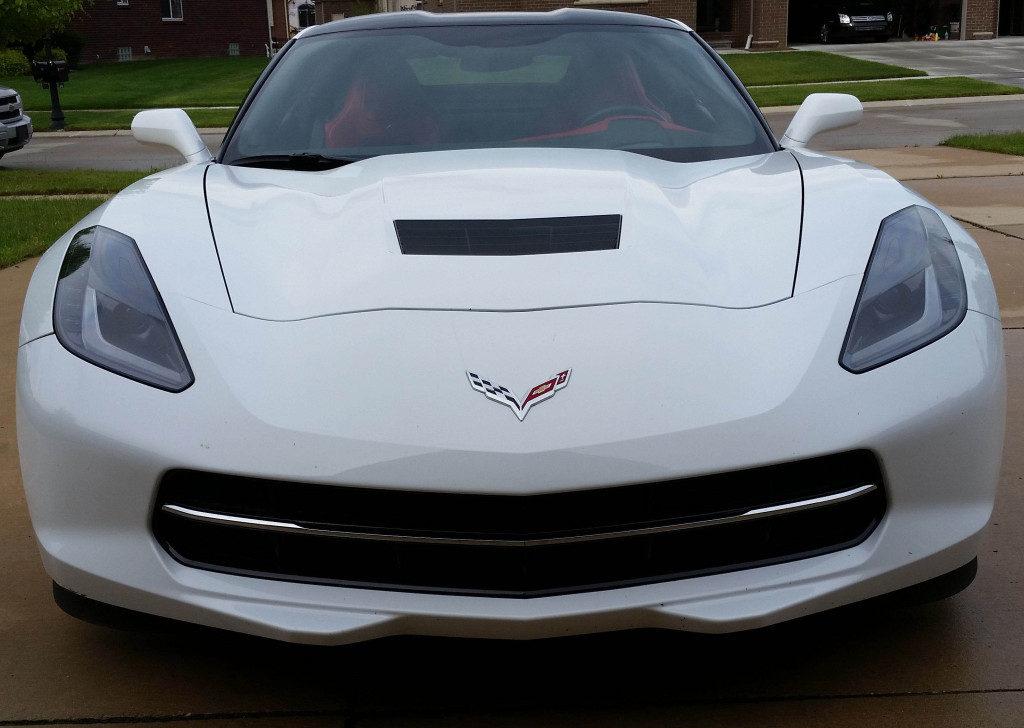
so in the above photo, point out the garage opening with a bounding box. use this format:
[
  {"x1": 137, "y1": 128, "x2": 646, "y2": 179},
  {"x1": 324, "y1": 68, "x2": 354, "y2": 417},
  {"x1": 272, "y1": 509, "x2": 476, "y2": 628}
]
[
  {"x1": 790, "y1": 0, "x2": 947, "y2": 43},
  {"x1": 1001, "y1": 0, "x2": 1024, "y2": 34},
  {"x1": 891, "y1": 1, "x2": 963, "y2": 39}
]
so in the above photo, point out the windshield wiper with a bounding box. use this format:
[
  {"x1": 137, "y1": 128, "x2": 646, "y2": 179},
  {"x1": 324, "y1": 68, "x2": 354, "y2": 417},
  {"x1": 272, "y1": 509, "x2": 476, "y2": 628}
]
[{"x1": 227, "y1": 152, "x2": 365, "y2": 170}]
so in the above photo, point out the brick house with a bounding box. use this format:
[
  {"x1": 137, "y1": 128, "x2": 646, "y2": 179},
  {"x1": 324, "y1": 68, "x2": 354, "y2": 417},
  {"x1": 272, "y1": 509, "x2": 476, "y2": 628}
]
[
  {"x1": 68, "y1": 0, "x2": 385, "y2": 61},
  {"x1": 414, "y1": 0, "x2": 1013, "y2": 48},
  {"x1": 69, "y1": 0, "x2": 1017, "y2": 63},
  {"x1": 69, "y1": 0, "x2": 274, "y2": 62}
]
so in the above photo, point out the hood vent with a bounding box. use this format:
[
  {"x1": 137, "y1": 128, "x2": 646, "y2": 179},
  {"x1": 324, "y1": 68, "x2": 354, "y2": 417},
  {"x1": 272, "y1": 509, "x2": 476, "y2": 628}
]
[{"x1": 394, "y1": 215, "x2": 621, "y2": 256}]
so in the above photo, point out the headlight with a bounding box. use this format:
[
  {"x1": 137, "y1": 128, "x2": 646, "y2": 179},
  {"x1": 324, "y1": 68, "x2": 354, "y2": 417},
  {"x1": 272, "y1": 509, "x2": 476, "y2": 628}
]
[
  {"x1": 838, "y1": 13, "x2": 851, "y2": 23},
  {"x1": 840, "y1": 206, "x2": 967, "y2": 373},
  {"x1": 54, "y1": 226, "x2": 194, "y2": 392}
]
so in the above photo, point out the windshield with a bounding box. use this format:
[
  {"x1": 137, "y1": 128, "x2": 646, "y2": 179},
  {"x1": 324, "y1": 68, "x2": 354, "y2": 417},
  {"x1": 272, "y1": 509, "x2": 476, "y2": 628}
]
[{"x1": 221, "y1": 23, "x2": 775, "y2": 166}]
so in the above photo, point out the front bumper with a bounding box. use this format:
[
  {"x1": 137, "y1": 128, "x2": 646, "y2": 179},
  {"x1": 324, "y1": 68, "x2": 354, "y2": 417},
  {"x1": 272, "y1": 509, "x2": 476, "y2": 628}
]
[
  {"x1": 0, "y1": 114, "x2": 33, "y2": 153},
  {"x1": 17, "y1": 274, "x2": 1006, "y2": 644},
  {"x1": 833, "y1": 20, "x2": 890, "y2": 38}
]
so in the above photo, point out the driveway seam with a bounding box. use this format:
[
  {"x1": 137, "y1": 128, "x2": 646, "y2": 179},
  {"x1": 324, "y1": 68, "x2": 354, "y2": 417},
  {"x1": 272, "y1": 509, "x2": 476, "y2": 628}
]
[{"x1": 955, "y1": 217, "x2": 1024, "y2": 243}]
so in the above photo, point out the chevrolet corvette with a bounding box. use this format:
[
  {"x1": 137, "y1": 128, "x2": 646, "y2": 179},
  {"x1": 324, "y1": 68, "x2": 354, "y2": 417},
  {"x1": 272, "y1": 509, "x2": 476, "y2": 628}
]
[{"x1": 16, "y1": 10, "x2": 1005, "y2": 644}]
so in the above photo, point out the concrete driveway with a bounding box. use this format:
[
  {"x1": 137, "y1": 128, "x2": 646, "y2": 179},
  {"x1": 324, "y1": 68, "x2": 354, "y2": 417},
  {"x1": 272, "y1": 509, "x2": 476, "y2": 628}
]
[
  {"x1": 793, "y1": 36, "x2": 1024, "y2": 88},
  {"x1": 1, "y1": 146, "x2": 1023, "y2": 726}
]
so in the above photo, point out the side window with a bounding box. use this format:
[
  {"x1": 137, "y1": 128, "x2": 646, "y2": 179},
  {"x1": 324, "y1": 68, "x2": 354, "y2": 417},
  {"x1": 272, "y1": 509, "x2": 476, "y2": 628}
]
[{"x1": 161, "y1": 0, "x2": 183, "y2": 20}]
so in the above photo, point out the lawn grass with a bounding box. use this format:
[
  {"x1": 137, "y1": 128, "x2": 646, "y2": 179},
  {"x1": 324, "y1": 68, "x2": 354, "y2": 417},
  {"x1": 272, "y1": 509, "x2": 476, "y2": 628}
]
[
  {"x1": 30, "y1": 107, "x2": 238, "y2": 131},
  {"x1": 942, "y1": 131, "x2": 1024, "y2": 156},
  {"x1": 1, "y1": 57, "x2": 267, "y2": 110},
  {"x1": 0, "y1": 198, "x2": 105, "y2": 268},
  {"x1": 749, "y1": 76, "x2": 1023, "y2": 107},
  {"x1": 724, "y1": 51, "x2": 925, "y2": 87},
  {"x1": 0, "y1": 169, "x2": 149, "y2": 196}
]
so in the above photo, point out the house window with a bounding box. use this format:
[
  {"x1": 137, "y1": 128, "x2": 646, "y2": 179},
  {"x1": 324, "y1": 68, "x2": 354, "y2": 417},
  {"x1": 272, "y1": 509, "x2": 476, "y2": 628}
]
[
  {"x1": 297, "y1": 3, "x2": 316, "y2": 27},
  {"x1": 161, "y1": 0, "x2": 183, "y2": 20},
  {"x1": 117, "y1": 46, "x2": 133, "y2": 62},
  {"x1": 228, "y1": 42, "x2": 240, "y2": 56},
  {"x1": 117, "y1": 0, "x2": 129, "y2": 6}
]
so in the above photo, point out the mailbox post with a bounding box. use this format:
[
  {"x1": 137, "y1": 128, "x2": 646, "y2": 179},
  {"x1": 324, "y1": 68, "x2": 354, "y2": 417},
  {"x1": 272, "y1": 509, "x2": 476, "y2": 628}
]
[{"x1": 31, "y1": 39, "x2": 68, "y2": 130}]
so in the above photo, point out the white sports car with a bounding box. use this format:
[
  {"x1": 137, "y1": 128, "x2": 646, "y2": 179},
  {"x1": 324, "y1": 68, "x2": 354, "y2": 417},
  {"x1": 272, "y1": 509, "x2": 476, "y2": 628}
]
[{"x1": 17, "y1": 10, "x2": 1005, "y2": 645}]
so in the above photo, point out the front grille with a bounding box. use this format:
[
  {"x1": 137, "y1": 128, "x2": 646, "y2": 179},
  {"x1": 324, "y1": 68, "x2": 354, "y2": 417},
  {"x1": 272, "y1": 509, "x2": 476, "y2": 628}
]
[
  {"x1": 851, "y1": 15, "x2": 887, "y2": 21},
  {"x1": 0, "y1": 95, "x2": 20, "y2": 122},
  {"x1": 394, "y1": 215, "x2": 621, "y2": 256},
  {"x1": 154, "y1": 450, "x2": 885, "y2": 598}
]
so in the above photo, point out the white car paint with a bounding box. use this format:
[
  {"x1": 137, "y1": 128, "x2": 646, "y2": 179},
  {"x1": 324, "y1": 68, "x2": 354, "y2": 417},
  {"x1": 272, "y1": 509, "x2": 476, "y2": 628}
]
[{"x1": 205, "y1": 149, "x2": 802, "y2": 320}]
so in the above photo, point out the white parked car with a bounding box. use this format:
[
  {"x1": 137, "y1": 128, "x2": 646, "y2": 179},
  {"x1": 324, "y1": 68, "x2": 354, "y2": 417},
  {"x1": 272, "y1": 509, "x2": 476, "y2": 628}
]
[{"x1": 17, "y1": 10, "x2": 1005, "y2": 645}]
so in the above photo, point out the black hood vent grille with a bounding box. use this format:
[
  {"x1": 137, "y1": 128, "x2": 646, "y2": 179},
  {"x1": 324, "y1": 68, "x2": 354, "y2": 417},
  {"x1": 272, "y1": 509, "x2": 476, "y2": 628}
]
[{"x1": 394, "y1": 215, "x2": 621, "y2": 256}]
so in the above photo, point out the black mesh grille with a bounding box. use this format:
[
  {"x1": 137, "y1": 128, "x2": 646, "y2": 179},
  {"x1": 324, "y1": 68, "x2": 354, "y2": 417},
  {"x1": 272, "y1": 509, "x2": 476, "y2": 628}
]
[
  {"x1": 0, "y1": 95, "x2": 20, "y2": 122},
  {"x1": 394, "y1": 215, "x2": 621, "y2": 255},
  {"x1": 154, "y1": 450, "x2": 885, "y2": 598}
]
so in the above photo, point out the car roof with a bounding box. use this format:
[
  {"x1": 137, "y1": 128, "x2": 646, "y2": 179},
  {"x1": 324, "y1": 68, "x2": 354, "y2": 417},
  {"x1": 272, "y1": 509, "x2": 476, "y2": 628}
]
[{"x1": 300, "y1": 8, "x2": 689, "y2": 37}]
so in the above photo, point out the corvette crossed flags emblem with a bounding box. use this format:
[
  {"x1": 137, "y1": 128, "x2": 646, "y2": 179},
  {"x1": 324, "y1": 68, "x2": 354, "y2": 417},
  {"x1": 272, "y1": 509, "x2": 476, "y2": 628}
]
[{"x1": 467, "y1": 369, "x2": 571, "y2": 421}]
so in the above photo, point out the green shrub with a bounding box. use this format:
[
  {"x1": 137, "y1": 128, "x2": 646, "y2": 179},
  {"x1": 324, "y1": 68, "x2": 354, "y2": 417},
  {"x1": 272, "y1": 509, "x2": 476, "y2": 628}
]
[
  {"x1": 0, "y1": 48, "x2": 31, "y2": 76},
  {"x1": 23, "y1": 41, "x2": 70, "y2": 66}
]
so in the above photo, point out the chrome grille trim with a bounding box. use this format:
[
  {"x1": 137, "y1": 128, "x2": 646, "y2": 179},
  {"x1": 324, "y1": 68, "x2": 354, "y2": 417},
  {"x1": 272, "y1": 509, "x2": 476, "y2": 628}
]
[{"x1": 161, "y1": 483, "x2": 878, "y2": 548}]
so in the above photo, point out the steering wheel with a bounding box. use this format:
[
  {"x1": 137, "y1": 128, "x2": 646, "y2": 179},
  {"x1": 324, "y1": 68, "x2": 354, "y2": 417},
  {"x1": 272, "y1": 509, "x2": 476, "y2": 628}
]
[{"x1": 580, "y1": 104, "x2": 666, "y2": 127}]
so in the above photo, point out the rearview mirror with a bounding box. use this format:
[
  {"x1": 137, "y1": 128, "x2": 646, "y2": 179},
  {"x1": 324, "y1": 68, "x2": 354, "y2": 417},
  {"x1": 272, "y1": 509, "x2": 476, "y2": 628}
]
[
  {"x1": 132, "y1": 109, "x2": 213, "y2": 164},
  {"x1": 780, "y1": 93, "x2": 863, "y2": 149}
]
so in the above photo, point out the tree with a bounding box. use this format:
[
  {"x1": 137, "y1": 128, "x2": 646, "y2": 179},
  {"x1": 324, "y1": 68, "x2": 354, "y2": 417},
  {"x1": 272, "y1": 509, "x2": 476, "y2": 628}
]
[{"x1": 0, "y1": 0, "x2": 92, "y2": 48}]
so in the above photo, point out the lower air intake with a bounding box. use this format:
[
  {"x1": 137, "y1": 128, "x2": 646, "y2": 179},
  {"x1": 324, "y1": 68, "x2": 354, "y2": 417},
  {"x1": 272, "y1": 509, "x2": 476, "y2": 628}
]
[{"x1": 154, "y1": 451, "x2": 885, "y2": 598}]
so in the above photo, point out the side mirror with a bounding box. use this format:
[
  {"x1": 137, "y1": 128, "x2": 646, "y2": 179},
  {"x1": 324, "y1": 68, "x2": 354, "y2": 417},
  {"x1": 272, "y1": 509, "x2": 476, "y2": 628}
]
[
  {"x1": 780, "y1": 93, "x2": 862, "y2": 149},
  {"x1": 132, "y1": 109, "x2": 213, "y2": 164}
]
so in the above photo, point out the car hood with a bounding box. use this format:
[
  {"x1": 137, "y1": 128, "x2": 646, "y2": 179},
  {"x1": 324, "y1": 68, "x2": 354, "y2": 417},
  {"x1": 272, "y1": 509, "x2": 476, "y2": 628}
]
[{"x1": 205, "y1": 148, "x2": 802, "y2": 321}]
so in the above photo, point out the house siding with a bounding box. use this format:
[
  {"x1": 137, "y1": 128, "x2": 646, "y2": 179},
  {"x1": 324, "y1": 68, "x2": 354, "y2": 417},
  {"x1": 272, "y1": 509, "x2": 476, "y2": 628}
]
[
  {"x1": 70, "y1": 0, "x2": 1006, "y2": 64},
  {"x1": 966, "y1": 0, "x2": 1000, "y2": 36},
  {"x1": 70, "y1": 0, "x2": 270, "y2": 63}
]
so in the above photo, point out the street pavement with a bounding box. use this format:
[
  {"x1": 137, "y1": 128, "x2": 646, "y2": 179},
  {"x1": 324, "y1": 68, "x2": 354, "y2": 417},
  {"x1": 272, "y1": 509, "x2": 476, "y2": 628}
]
[
  {"x1": 1, "y1": 145, "x2": 1023, "y2": 726},
  {"x1": 0, "y1": 130, "x2": 227, "y2": 171}
]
